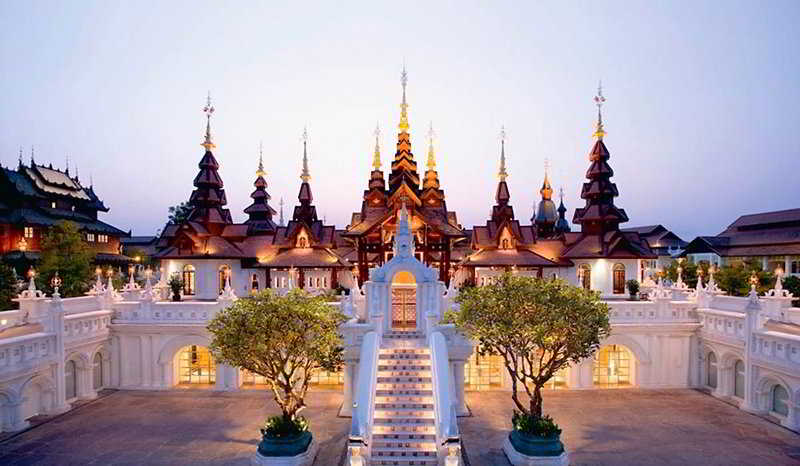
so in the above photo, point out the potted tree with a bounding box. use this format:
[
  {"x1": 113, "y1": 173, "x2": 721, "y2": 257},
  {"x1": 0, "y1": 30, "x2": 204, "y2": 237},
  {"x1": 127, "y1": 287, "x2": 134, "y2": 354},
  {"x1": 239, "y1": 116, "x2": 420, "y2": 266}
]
[
  {"x1": 446, "y1": 273, "x2": 610, "y2": 466},
  {"x1": 207, "y1": 289, "x2": 346, "y2": 465},
  {"x1": 167, "y1": 275, "x2": 183, "y2": 302},
  {"x1": 626, "y1": 279, "x2": 640, "y2": 301}
]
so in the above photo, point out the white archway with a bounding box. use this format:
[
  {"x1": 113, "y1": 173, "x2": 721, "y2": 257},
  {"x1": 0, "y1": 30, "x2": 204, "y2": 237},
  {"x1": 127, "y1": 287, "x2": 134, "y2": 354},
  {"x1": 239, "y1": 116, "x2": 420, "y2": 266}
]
[
  {"x1": 19, "y1": 374, "x2": 56, "y2": 421},
  {"x1": 157, "y1": 334, "x2": 213, "y2": 387}
]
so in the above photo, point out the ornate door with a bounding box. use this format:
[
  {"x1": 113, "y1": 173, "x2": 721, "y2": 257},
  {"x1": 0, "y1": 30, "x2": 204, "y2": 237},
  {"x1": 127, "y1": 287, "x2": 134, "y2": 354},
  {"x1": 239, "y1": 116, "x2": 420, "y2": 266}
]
[{"x1": 391, "y1": 287, "x2": 417, "y2": 329}]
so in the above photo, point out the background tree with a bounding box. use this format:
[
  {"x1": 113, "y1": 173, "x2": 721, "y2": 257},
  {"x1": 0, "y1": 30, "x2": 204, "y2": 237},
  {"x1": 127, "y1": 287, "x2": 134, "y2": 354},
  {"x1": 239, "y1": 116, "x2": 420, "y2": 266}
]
[
  {"x1": 446, "y1": 274, "x2": 610, "y2": 423},
  {"x1": 207, "y1": 289, "x2": 346, "y2": 430},
  {"x1": 0, "y1": 263, "x2": 18, "y2": 310},
  {"x1": 37, "y1": 221, "x2": 92, "y2": 297},
  {"x1": 167, "y1": 202, "x2": 193, "y2": 224},
  {"x1": 663, "y1": 259, "x2": 708, "y2": 289},
  {"x1": 714, "y1": 258, "x2": 774, "y2": 296},
  {"x1": 783, "y1": 275, "x2": 800, "y2": 306}
]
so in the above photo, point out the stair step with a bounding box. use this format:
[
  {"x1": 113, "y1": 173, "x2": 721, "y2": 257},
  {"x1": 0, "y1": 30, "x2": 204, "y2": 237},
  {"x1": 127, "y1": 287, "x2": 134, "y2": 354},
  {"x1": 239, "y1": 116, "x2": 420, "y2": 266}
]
[
  {"x1": 379, "y1": 348, "x2": 430, "y2": 356},
  {"x1": 376, "y1": 389, "x2": 433, "y2": 396},
  {"x1": 372, "y1": 448, "x2": 438, "y2": 457},
  {"x1": 378, "y1": 376, "x2": 432, "y2": 383},
  {"x1": 373, "y1": 432, "x2": 437, "y2": 441},
  {"x1": 372, "y1": 441, "x2": 438, "y2": 451},
  {"x1": 377, "y1": 383, "x2": 433, "y2": 391},
  {"x1": 372, "y1": 424, "x2": 436, "y2": 435},
  {"x1": 373, "y1": 417, "x2": 436, "y2": 425},
  {"x1": 372, "y1": 460, "x2": 438, "y2": 466},
  {"x1": 375, "y1": 402, "x2": 433, "y2": 410}
]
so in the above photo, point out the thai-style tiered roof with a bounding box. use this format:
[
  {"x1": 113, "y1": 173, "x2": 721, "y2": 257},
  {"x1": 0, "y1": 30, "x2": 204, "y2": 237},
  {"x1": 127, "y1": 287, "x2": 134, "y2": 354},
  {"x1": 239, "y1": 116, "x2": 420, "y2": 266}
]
[
  {"x1": 243, "y1": 144, "x2": 277, "y2": 235},
  {"x1": 186, "y1": 96, "x2": 233, "y2": 232}
]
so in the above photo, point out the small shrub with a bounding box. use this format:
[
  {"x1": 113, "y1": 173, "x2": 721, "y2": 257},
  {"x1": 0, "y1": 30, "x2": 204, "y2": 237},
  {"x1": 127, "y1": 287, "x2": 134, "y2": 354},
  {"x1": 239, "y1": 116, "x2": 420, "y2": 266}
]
[
  {"x1": 512, "y1": 411, "x2": 562, "y2": 437},
  {"x1": 167, "y1": 275, "x2": 183, "y2": 300},
  {"x1": 261, "y1": 415, "x2": 309, "y2": 439},
  {"x1": 783, "y1": 275, "x2": 800, "y2": 307},
  {"x1": 626, "y1": 279, "x2": 640, "y2": 298}
]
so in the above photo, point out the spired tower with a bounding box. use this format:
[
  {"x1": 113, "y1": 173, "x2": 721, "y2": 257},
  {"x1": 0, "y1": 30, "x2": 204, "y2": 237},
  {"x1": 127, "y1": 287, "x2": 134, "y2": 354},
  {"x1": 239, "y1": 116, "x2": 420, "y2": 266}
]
[
  {"x1": 186, "y1": 94, "x2": 233, "y2": 234},
  {"x1": 387, "y1": 65, "x2": 422, "y2": 207},
  {"x1": 244, "y1": 143, "x2": 277, "y2": 234},
  {"x1": 293, "y1": 128, "x2": 318, "y2": 225},
  {"x1": 534, "y1": 160, "x2": 558, "y2": 237},
  {"x1": 491, "y1": 126, "x2": 514, "y2": 224},
  {"x1": 555, "y1": 187, "x2": 571, "y2": 234},
  {"x1": 572, "y1": 84, "x2": 629, "y2": 234}
]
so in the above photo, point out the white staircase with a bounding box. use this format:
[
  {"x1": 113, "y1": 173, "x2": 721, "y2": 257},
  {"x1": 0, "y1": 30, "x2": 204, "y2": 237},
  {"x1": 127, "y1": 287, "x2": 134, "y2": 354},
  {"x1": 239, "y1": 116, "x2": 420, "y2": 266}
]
[{"x1": 370, "y1": 330, "x2": 438, "y2": 465}]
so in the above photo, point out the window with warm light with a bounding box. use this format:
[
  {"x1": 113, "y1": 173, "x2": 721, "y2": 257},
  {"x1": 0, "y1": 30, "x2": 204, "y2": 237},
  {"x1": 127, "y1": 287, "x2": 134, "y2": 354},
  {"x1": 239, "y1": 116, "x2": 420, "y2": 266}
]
[
  {"x1": 465, "y1": 351, "x2": 503, "y2": 390},
  {"x1": 593, "y1": 345, "x2": 632, "y2": 388},
  {"x1": 86, "y1": 233, "x2": 95, "y2": 242},
  {"x1": 177, "y1": 345, "x2": 215, "y2": 385},
  {"x1": 218, "y1": 265, "x2": 231, "y2": 293},
  {"x1": 24, "y1": 226, "x2": 34, "y2": 238},
  {"x1": 579, "y1": 264, "x2": 591, "y2": 290},
  {"x1": 251, "y1": 273, "x2": 259, "y2": 292},
  {"x1": 613, "y1": 263, "x2": 626, "y2": 294},
  {"x1": 51, "y1": 201, "x2": 57, "y2": 209},
  {"x1": 98, "y1": 234, "x2": 108, "y2": 243},
  {"x1": 182, "y1": 265, "x2": 196, "y2": 295}
]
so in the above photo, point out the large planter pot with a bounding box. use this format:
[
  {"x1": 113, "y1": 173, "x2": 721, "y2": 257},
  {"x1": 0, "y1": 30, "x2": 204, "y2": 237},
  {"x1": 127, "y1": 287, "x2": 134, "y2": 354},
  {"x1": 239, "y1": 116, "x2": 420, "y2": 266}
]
[
  {"x1": 503, "y1": 429, "x2": 568, "y2": 466},
  {"x1": 252, "y1": 431, "x2": 318, "y2": 466}
]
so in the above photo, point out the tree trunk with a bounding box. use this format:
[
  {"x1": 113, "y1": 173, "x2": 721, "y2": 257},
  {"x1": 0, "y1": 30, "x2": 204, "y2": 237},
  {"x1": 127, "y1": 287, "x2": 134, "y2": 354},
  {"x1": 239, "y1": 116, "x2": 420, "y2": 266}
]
[{"x1": 529, "y1": 384, "x2": 543, "y2": 420}]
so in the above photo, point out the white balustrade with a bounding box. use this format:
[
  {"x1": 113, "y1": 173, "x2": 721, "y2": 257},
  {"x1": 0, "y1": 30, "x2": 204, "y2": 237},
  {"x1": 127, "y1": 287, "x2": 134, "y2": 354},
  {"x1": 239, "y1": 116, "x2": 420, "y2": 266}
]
[
  {"x1": 60, "y1": 296, "x2": 105, "y2": 315},
  {"x1": 606, "y1": 301, "x2": 698, "y2": 324},
  {"x1": 63, "y1": 311, "x2": 113, "y2": 342},
  {"x1": 0, "y1": 310, "x2": 23, "y2": 330},
  {"x1": 697, "y1": 308, "x2": 746, "y2": 342},
  {"x1": 0, "y1": 332, "x2": 57, "y2": 375},
  {"x1": 752, "y1": 331, "x2": 800, "y2": 370}
]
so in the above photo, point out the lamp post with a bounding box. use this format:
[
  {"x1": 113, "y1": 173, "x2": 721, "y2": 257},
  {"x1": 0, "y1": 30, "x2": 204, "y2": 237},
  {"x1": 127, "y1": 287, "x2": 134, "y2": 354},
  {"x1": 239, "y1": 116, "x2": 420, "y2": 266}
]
[
  {"x1": 26, "y1": 267, "x2": 37, "y2": 291},
  {"x1": 749, "y1": 270, "x2": 759, "y2": 292}
]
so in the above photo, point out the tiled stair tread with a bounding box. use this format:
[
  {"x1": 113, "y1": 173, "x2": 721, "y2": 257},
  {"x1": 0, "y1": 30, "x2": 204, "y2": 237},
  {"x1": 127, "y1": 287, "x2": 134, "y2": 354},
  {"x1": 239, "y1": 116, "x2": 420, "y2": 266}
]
[
  {"x1": 373, "y1": 418, "x2": 436, "y2": 425},
  {"x1": 373, "y1": 459, "x2": 438, "y2": 466},
  {"x1": 375, "y1": 403, "x2": 433, "y2": 409},
  {"x1": 376, "y1": 389, "x2": 433, "y2": 395},
  {"x1": 374, "y1": 432, "x2": 437, "y2": 439}
]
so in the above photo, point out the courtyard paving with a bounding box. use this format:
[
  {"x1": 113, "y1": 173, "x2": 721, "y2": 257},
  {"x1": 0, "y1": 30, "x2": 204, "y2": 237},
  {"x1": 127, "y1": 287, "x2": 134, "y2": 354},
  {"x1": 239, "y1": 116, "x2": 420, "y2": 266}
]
[
  {"x1": 1, "y1": 388, "x2": 798, "y2": 465},
  {"x1": 460, "y1": 389, "x2": 800, "y2": 465}
]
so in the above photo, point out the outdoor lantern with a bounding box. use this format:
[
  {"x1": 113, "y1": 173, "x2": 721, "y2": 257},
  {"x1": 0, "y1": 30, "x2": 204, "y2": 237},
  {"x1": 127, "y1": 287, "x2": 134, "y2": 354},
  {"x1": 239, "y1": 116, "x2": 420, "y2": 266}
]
[
  {"x1": 106, "y1": 267, "x2": 114, "y2": 278},
  {"x1": 27, "y1": 267, "x2": 36, "y2": 279},
  {"x1": 128, "y1": 264, "x2": 135, "y2": 276},
  {"x1": 50, "y1": 271, "x2": 62, "y2": 294},
  {"x1": 775, "y1": 267, "x2": 784, "y2": 277},
  {"x1": 18, "y1": 237, "x2": 28, "y2": 252},
  {"x1": 95, "y1": 266, "x2": 102, "y2": 277},
  {"x1": 677, "y1": 265, "x2": 683, "y2": 274},
  {"x1": 749, "y1": 271, "x2": 759, "y2": 289}
]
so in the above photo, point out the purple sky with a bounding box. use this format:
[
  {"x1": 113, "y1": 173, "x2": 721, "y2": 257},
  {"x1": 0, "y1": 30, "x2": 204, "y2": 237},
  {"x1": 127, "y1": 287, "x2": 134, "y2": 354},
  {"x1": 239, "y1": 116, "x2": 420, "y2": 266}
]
[{"x1": 1, "y1": 1, "x2": 798, "y2": 241}]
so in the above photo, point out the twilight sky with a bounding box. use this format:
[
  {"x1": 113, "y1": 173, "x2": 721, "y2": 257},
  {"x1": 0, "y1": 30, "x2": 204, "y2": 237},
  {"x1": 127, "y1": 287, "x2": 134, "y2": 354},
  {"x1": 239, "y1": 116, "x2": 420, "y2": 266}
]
[{"x1": 1, "y1": 1, "x2": 798, "y2": 241}]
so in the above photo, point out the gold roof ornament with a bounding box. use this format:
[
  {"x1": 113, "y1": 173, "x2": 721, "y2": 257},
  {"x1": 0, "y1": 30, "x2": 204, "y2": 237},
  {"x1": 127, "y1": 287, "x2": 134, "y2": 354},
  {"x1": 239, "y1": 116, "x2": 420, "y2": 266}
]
[
  {"x1": 426, "y1": 122, "x2": 436, "y2": 170},
  {"x1": 300, "y1": 127, "x2": 311, "y2": 182},
  {"x1": 202, "y1": 92, "x2": 216, "y2": 150},
  {"x1": 372, "y1": 123, "x2": 382, "y2": 170},
  {"x1": 498, "y1": 126, "x2": 508, "y2": 181},
  {"x1": 593, "y1": 81, "x2": 606, "y2": 140},
  {"x1": 256, "y1": 141, "x2": 265, "y2": 177},
  {"x1": 398, "y1": 64, "x2": 410, "y2": 132},
  {"x1": 541, "y1": 158, "x2": 553, "y2": 200}
]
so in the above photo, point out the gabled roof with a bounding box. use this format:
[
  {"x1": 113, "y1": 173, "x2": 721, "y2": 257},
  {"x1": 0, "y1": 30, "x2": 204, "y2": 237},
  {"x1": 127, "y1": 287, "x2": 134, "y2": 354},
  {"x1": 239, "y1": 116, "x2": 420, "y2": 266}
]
[{"x1": 561, "y1": 231, "x2": 656, "y2": 259}]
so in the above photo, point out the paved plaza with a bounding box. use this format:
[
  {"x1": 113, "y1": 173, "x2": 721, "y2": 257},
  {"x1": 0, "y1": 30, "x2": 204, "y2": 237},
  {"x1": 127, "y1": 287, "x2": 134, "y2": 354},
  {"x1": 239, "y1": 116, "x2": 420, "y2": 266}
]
[
  {"x1": 460, "y1": 389, "x2": 800, "y2": 465},
  {"x1": 0, "y1": 388, "x2": 798, "y2": 465}
]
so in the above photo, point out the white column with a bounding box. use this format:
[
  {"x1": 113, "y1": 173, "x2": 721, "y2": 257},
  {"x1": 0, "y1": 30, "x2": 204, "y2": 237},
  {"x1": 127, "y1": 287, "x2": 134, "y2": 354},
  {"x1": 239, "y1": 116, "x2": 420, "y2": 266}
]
[
  {"x1": 50, "y1": 298, "x2": 70, "y2": 414},
  {"x1": 4, "y1": 400, "x2": 30, "y2": 432},
  {"x1": 339, "y1": 362, "x2": 357, "y2": 416},
  {"x1": 452, "y1": 360, "x2": 468, "y2": 416},
  {"x1": 785, "y1": 256, "x2": 792, "y2": 276}
]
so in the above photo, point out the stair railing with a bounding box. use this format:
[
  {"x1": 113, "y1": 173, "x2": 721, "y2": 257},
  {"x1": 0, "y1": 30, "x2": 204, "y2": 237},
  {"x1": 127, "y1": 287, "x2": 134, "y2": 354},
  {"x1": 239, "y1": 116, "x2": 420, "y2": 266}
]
[
  {"x1": 348, "y1": 330, "x2": 380, "y2": 461},
  {"x1": 429, "y1": 329, "x2": 461, "y2": 463}
]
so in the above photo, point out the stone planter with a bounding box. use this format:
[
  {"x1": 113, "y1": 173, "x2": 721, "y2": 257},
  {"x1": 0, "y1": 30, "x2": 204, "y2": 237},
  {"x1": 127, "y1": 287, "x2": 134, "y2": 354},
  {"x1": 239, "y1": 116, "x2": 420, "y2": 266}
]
[
  {"x1": 503, "y1": 429, "x2": 568, "y2": 466},
  {"x1": 251, "y1": 431, "x2": 318, "y2": 466}
]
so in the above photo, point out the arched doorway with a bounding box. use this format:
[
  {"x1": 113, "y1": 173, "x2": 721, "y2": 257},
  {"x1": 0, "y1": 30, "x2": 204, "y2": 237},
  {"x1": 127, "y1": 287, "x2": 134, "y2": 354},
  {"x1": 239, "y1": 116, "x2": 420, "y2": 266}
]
[
  {"x1": 613, "y1": 263, "x2": 626, "y2": 294},
  {"x1": 175, "y1": 345, "x2": 216, "y2": 386},
  {"x1": 218, "y1": 265, "x2": 231, "y2": 294},
  {"x1": 734, "y1": 359, "x2": 745, "y2": 398},
  {"x1": 182, "y1": 265, "x2": 196, "y2": 296},
  {"x1": 593, "y1": 344, "x2": 634, "y2": 388},
  {"x1": 20, "y1": 376, "x2": 55, "y2": 421},
  {"x1": 391, "y1": 270, "x2": 417, "y2": 330},
  {"x1": 706, "y1": 352, "x2": 718, "y2": 389},
  {"x1": 93, "y1": 353, "x2": 104, "y2": 390},
  {"x1": 65, "y1": 360, "x2": 77, "y2": 400}
]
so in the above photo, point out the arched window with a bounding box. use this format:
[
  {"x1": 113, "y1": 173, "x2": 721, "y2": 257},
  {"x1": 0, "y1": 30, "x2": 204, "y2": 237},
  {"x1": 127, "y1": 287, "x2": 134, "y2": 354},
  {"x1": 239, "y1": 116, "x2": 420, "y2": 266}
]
[
  {"x1": 706, "y1": 352, "x2": 717, "y2": 389},
  {"x1": 182, "y1": 265, "x2": 196, "y2": 296},
  {"x1": 65, "y1": 360, "x2": 77, "y2": 399},
  {"x1": 734, "y1": 360, "x2": 745, "y2": 398},
  {"x1": 177, "y1": 345, "x2": 216, "y2": 385},
  {"x1": 251, "y1": 273, "x2": 259, "y2": 292},
  {"x1": 298, "y1": 237, "x2": 308, "y2": 248},
  {"x1": 579, "y1": 264, "x2": 591, "y2": 290},
  {"x1": 613, "y1": 263, "x2": 626, "y2": 294},
  {"x1": 772, "y1": 384, "x2": 789, "y2": 416},
  {"x1": 219, "y1": 265, "x2": 231, "y2": 294},
  {"x1": 93, "y1": 353, "x2": 104, "y2": 390},
  {"x1": 501, "y1": 239, "x2": 509, "y2": 249},
  {"x1": 593, "y1": 345, "x2": 632, "y2": 388}
]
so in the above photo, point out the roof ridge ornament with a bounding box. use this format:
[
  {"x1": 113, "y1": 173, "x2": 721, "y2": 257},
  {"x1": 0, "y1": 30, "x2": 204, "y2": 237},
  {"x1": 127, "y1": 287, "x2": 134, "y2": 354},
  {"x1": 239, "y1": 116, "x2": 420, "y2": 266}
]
[
  {"x1": 372, "y1": 122, "x2": 382, "y2": 170},
  {"x1": 593, "y1": 81, "x2": 606, "y2": 140},
  {"x1": 498, "y1": 126, "x2": 508, "y2": 181},
  {"x1": 300, "y1": 127, "x2": 311, "y2": 182},
  {"x1": 202, "y1": 92, "x2": 216, "y2": 150}
]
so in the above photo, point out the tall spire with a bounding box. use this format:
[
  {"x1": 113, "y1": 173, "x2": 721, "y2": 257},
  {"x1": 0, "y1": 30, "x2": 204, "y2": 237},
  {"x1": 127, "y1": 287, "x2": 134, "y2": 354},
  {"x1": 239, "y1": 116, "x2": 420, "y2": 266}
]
[
  {"x1": 593, "y1": 81, "x2": 606, "y2": 140},
  {"x1": 399, "y1": 65, "x2": 409, "y2": 131},
  {"x1": 202, "y1": 92, "x2": 216, "y2": 150},
  {"x1": 18, "y1": 147, "x2": 23, "y2": 167},
  {"x1": 256, "y1": 141, "x2": 265, "y2": 177},
  {"x1": 30, "y1": 146, "x2": 35, "y2": 165},
  {"x1": 65, "y1": 154, "x2": 70, "y2": 175},
  {"x1": 300, "y1": 127, "x2": 311, "y2": 182},
  {"x1": 534, "y1": 157, "x2": 557, "y2": 237},
  {"x1": 372, "y1": 123, "x2": 382, "y2": 169},
  {"x1": 279, "y1": 197, "x2": 285, "y2": 226},
  {"x1": 540, "y1": 158, "x2": 552, "y2": 200},
  {"x1": 555, "y1": 187, "x2": 571, "y2": 234},
  {"x1": 426, "y1": 122, "x2": 436, "y2": 170},
  {"x1": 498, "y1": 126, "x2": 508, "y2": 181}
]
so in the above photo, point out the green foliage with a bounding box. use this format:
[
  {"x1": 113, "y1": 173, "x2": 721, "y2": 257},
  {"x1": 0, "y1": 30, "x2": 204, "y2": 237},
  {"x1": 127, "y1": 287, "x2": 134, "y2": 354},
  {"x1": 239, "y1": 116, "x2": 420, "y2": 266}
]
[
  {"x1": 37, "y1": 221, "x2": 92, "y2": 297},
  {"x1": 261, "y1": 415, "x2": 309, "y2": 439},
  {"x1": 168, "y1": 202, "x2": 193, "y2": 224},
  {"x1": 714, "y1": 259, "x2": 773, "y2": 296},
  {"x1": 0, "y1": 263, "x2": 18, "y2": 310},
  {"x1": 512, "y1": 411, "x2": 561, "y2": 437},
  {"x1": 207, "y1": 289, "x2": 346, "y2": 420},
  {"x1": 167, "y1": 275, "x2": 183, "y2": 300},
  {"x1": 445, "y1": 273, "x2": 610, "y2": 420},
  {"x1": 783, "y1": 276, "x2": 800, "y2": 306},
  {"x1": 664, "y1": 260, "x2": 708, "y2": 289},
  {"x1": 625, "y1": 279, "x2": 640, "y2": 297}
]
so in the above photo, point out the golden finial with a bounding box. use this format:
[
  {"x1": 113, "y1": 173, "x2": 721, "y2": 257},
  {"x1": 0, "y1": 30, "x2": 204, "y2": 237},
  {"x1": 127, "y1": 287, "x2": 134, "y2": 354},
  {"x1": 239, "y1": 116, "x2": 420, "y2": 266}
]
[
  {"x1": 202, "y1": 92, "x2": 216, "y2": 150},
  {"x1": 372, "y1": 122, "x2": 381, "y2": 170},
  {"x1": 593, "y1": 81, "x2": 606, "y2": 140},
  {"x1": 498, "y1": 126, "x2": 508, "y2": 181},
  {"x1": 300, "y1": 127, "x2": 311, "y2": 182},
  {"x1": 398, "y1": 65, "x2": 410, "y2": 132},
  {"x1": 256, "y1": 141, "x2": 265, "y2": 177},
  {"x1": 426, "y1": 121, "x2": 436, "y2": 170},
  {"x1": 540, "y1": 158, "x2": 553, "y2": 200}
]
